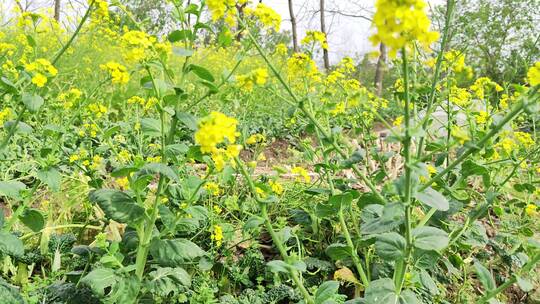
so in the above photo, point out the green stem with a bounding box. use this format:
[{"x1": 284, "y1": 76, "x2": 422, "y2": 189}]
[
  {"x1": 240, "y1": 18, "x2": 386, "y2": 204},
  {"x1": 417, "y1": 94, "x2": 533, "y2": 226},
  {"x1": 234, "y1": 157, "x2": 314, "y2": 303},
  {"x1": 416, "y1": 0, "x2": 455, "y2": 158},
  {"x1": 52, "y1": 0, "x2": 95, "y2": 65},
  {"x1": 395, "y1": 48, "x2": 413, "y2": 294}
]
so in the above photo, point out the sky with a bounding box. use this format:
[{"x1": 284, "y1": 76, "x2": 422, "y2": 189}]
[{"x1": 1, "y1": 0, "x2": 445, "y2": 64}]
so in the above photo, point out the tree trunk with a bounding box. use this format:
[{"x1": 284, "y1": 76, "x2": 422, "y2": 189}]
[
  {"x1": 320, "y1": 0, "x2": 330, "y2": 71},
  {"x1": 288, "y1": 0, "x2": 299, "y2": 52},
  {"x1": 374, "y1": 43, "x2": 387, "y2": 96},
  {"x1": 54, "y1": 0, "x2": 61, "y2": 21}
]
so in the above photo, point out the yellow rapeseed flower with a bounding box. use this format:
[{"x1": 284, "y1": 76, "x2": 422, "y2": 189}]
[{"x1": 526, "y1": 62, "x2": 540, "y2": 86}]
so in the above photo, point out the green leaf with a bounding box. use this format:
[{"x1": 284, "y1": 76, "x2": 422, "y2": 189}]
[
  {"x1": 146, "y1": 267, "x2": 191, "y2": 297},
  {"x1": 412, "y1": 226, "x2": 449, "y2": 251},
  {"x1": 315, "y1": 281, "x2": 340, "y2": 304},
  {"x1": 244, "y1": 216, "x2": 264, "y2": 231},
  {"x1": 516, "y1": 276, "x2": 533, "y2": 292},
  {"x1": 176, "y1": 112, "x2": 198, "y2": 131},
  {"x1": 187, "y1": 64, "x2": 215, "y2": 82},
  {"x1": 3, "y1": 121, "x2": 33, "y2": 134},
  {"x1": 139, "y1": 163, "x2": 180, "y2": 182},
  {"x1": 0, "y1": 231, "x2": 24, "y2": 258},
  {"x1": 22, "y1": 93, "x2": 44, "y2": 113},
  {"x1": 37, "y1": 167, "x2": 61, "y2": 192},
  {"x1": 362, "y1": 203, "x2": 404, "y2": 235},
  {"x1": 474, "y1": 261, "x2": 496, "y2": 291},
  {"x1": 107, "y1": 274, "x2": 140, "y2": 304},
  {"x1": 168, "y1": 29, "x2": 193, "y2": 42},
  {"x1": 89, "y1": 189, "x2": 145, "y2": 223},
  {"x1": 363, "y1": 278, "x2": 396, "y2": 303},
  {"x1": 325, "y1": 243, "x2": 352, "y2": 260},
  {"x1": 141, "y1": 118, "x2": 162, "y2": 137},
  {"x1": 81, "y1": 268, "x2": 117, "y2": 296},
  {"x1": 375, "y1": 232, "x2": 406, "y2": 261},
  {"x1": 19, "y1": 208, "x2": 45, "y2": 232},
  {"x1": 329, "y1": 192, "x2": 353, "y2": 209},
  {"x1": 267, "y1": 260, "x2": 289, "y2": 273},
  {"x1": 150, "y1": 238, "x2": 205, "y2": 267},
  {"x1": 0, "y1": 181, "x2": 27, "y2": 201},
  {"x1": 414, "y1": 187, "x2": 449, "y2": 211},
  {"x1": 364, "y1": 278, "x2": 420, "y2": 304},
  {"x1": 419, "y1": 270, "x2": 439, "y2": 295},
  {"x1": 0, "y1": 279, "x2": 25, "y2": 304}
]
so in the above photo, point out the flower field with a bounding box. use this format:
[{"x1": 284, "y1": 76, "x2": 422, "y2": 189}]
[{"x1": 0, "y1": 0, "x2": 539, "y2": 303}]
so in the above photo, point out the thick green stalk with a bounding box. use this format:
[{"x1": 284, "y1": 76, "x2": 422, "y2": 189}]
[
  {"x1": 394, "y1": 48, "x2": 413, "y2": 294},
  {"x1": 134, "y1": 66, "x2": 169, "y2": 281}
]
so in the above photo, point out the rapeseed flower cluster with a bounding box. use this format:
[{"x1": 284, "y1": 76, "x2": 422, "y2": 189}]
[
  {"x1": 57, "y1": 88, "x2": 82, "y2": 109},
  {"x1": 469, "y1": 77, "x2": 503, "y2": 100},
  {"x1": 527, "y1": 62, "x2": 540, "y2": 86},
  {"x1": 195, "y1": 112, "x2": 242, "y2": 171},
  {"x1": 287, "y1": 53, "x2": 321, "y2": 85},
  {"x1": 100, "y1": 62, "x2": 130, "y2": 85},
  {"x1": 302, "y1": 31, "x2": 328, "y2": 50},
  {"x1": 236, "y1": 68, "x2": 268, "y2": 91},
  {"x1": 25, "y1": 58, "x2": 58, "y2": 87},
  {"x1": 0, "y1": 108, "x2": 12, "y2": 125},
  {"x1": 210, "y1": 224, "x2": 224, "y2": 247},
  {"x1": 245, "y1": 3, "x2": 282, "y2": 31},
  {"x1": 121, "y1": 30, "x2": 171, "y2": 62},
  {"x1": 370, "y1": 0, "x2": 439, "y2": 58},
  {"x1": 291, "y1": 166, "x2": 311, "y2": 183}
]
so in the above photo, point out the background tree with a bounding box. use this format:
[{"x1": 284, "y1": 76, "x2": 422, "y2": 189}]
[
  {"x1": 319, "y1": 0, "x2": 330, "y2": 70},
  {"x1": 288, "y1": 0, "x2": 299, "y2": 52},
  {"x1": 436, "y1": 0, "x2": 540, "y2": 84}
]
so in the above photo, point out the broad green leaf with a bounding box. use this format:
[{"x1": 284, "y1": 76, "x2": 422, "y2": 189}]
[
  {"x1": 362, "y1": 203, "x2": 404, "y2": 235},
  {"x1": 140, "y1": 118, "x2": 162, "y2": 137},
  {"x1": 168, "y1": 29, "x2": 193, "y2": 42},
  {"x1": 89, "y1": 189, "x2": 145, "y2": 223},
  {"x1": 19, "y1": 208, "x2": 45, "y2": 232},
  {"x1": 176, "y1": 112, "x2": 198, "y2": 131},
  {"x1": 375, "y1": 232, "x2": 406, "y2": 261},
  {"x1": 3, "y1": 121, "x2": 33, "y2": 134},
  {"x1": 146, "y1": 267, "x2": 191, "y2": 297},
  {"x1": 150, "y1": 238, "x2": 205, "y2": 267},
  {"x1": 37, "y1": 167, "x2": 61, "y2": 192},
  {"x1": 81, "y1": 268, "x2": 117, "y2": 296},
  {"x1": 0, "y1": 279, "x2": 25, "y2": 304},
  {"x1": 0, "y1": 232, "x2": 24, "y2": 257},
  {"x1": 22, "y1": 93, "x2": 44, "y2": 113},
  {"x1": 188, "y1": 64, "x2": 215, "y2": 82},
  {"x1": 243, "y1": 215, "x2": 264, "y2": 231},
  {"x1": 329, "y1": 192, "x2": 353, "y2": 210},
  {"x1": 326, "y1": 243, "x2": 352, "y2": 260},
  {"x1": 107, "y1": 274, "x2": 140, "y2": 304},
  {"x1": 414, "y1": 187, "x2": 449, "y2": 211},
  {"x1": 474, "y1": 261, "x2": 496, "y2": 291},
  {"x1": 364, "y1": 278, "x2": 420, "y2": 304},
  {"x1": 315, "y1": 281, "x2": 340, "y2": 304},
  {"x1": 139, "y1": 163, "x2": 180, "y2": 182},
  {"x1": 0, "y1": 181, "x2": 27, "y2": 200},
  {"x1": 412, "y1": 226, "x2": 449, "y2": 251},
  {"x1": 267, "y1": 260, "x2": 289, "y2": 273},
  {"x1": 419, "y1": 270, "x2": 439, "y2": 295}
]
